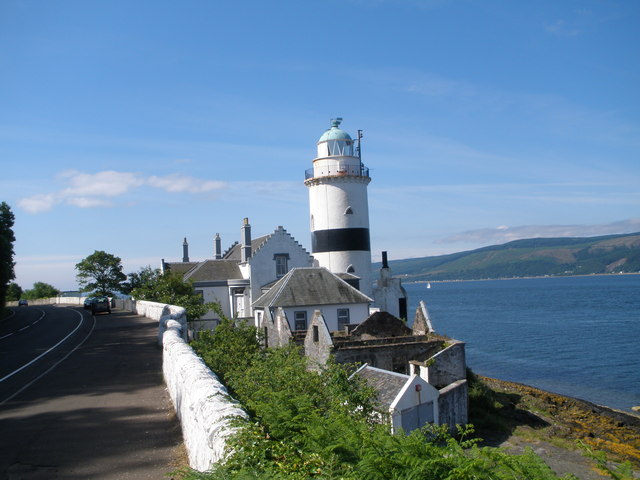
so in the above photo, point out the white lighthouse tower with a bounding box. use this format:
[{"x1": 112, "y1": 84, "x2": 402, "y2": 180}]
[{"x1": 305, "y1": 118, "x2": 373, "y2": 296}]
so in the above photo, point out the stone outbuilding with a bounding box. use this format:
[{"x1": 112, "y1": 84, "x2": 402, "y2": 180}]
[{"x1": 305, "y1": 302, "x2": 468, "y2": 431}]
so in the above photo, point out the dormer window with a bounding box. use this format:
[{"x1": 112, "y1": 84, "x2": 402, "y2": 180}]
[{"x1": 274, "y1": 253, "x2": 289, "y2": 278}]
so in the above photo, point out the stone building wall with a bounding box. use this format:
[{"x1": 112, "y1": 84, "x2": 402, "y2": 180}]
[{"x1": 437, "y1": 379, "x2": 468, "y2": 431}]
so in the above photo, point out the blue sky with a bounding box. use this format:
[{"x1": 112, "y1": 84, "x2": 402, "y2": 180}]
[{"x1": 1, "y1": 0, "x2": 639, "y2": 291}]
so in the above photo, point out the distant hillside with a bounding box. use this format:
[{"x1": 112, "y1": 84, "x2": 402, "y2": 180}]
[{"x1": 382, "y1": 232, "x2": 640, "y2": 281}]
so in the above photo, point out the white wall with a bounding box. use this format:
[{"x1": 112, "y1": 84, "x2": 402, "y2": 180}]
[
  {"x1": 248, "y1": 227, "x2": 313, "y2": 309},
  {"x1": 281, "y1": 302, "x2": 369, "y2": 332},
  {"x1": 196, "y1": 284, "x2": 232, "y2": 321},
  {"x1": 390, "y1": 375, "x2": 440, "y2": 434},
  {"x1": 162, "y1": 318, "x2": 247, "y2": 471}
]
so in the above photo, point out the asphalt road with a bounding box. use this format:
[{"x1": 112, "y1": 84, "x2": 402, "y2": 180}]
[{"x1": 0, "y1": 305, "x2": 183, "y2": 479}]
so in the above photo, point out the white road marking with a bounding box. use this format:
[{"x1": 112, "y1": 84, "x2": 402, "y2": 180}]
[
  {"x1": 0, "y1": 309, "x2": 83, "y2": 383},
  {"x1": 0, "y1": 308, "x2": 96, "y2": 405},
  {"x1": 0, "y1": 310, "x2": 46, "y2": 340}
]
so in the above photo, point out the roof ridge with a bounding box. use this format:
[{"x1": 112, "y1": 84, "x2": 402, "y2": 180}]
[
  {"x1": 183, "y1": 260, "x2": 207, "y2": 280},
  {"x1": 267, "y1": 268, "x2": 295, "y2": 307}
]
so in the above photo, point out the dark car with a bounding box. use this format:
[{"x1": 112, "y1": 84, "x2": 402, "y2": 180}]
[
  {"x1": 83, "y1": 297, "x2": 96, "y2": 309},
  {"x1": 91, "y1": 297, "x2": 111, "y2": 315},
  {"x1": 18, "y1": 299, "x2": 28, "y2": 306}
]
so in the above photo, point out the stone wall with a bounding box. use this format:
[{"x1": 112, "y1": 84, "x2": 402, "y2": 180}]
[
  {"x1": 419, "y1": 340, "x2": 466, "y2": 388},
  {"x1": 437, "y1": 379, "x2": 468, "y2": 430},
  {"x1": 334, "y1": 340, "x2": 441, "y2": 374},
  {"x1": 162, "y1": 318, "x2": 247, "y2": 471}
]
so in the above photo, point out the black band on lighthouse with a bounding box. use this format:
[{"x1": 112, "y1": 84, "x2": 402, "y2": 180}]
[{"x1": 312, "y1": 228, "x2": 371, "y2": 253}]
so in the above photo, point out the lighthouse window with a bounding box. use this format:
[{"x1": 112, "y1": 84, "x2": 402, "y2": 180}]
[
  {"x1": 347, "y1": 265, "x2": 355, "y2": 273},
  {"x1": 344, "y1": 207, "x2": 353, "y2": 215}
]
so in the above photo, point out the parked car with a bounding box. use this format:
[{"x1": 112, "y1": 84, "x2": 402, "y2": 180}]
[
  {"x1": 91, "y1": 297, "x2": 111, "y2": 315},
  {"x1": 83, "y1": 297, "x2": 96, "y2": 309},
  {"x1": 18, "y1": 299, "x2": 28, "y2": 306}
]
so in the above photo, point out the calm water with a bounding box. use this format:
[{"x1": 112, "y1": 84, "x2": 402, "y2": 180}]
[{"x1": 405, "y1": 275, "x2": 640, "y2": 412}]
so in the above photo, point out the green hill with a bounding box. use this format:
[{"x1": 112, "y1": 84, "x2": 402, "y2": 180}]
[{"x1": 383, "y1": 232, "x2": 640, "y2": 281}]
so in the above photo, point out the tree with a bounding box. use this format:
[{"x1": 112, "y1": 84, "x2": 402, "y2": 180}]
[
  {"x1": 6, "y1": 282, "x2": 23, "y2": 301},
  {"x1": 0, "y1": 202, "x2": 16, "y2": 310},
  {"x1": 120, "y1": 265, "x2": 160, "y2": 295},
  {"x1": 75, "y1": 250, "x2": 127, "y2": 296},
  {"x1": 131, "y1": 271, "x2": 211, "y2": 321},
  {"x1": 24, "y1": 282, "x2": 60, "y2": 300}
]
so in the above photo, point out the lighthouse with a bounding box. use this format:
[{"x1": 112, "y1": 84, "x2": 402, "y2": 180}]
[{"x1": 305, "y1": 118, "x2": 373, "y2": 296}]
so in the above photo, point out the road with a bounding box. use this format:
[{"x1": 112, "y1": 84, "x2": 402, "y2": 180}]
[{"x1": 0, "y1": 305, "x2": 183, "y2": 479}]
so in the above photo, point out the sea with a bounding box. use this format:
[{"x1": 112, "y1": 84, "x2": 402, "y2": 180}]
[{"x1": 404, "y1": 274, "x2": 640, "y2": 412}]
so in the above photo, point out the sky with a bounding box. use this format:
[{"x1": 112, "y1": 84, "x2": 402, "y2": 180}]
[{"x1": 1, "y1": 0, "x2": 639, "y2": 291}]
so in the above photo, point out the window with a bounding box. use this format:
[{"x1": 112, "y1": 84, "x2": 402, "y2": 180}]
[
  {"x1": 346, "y1": 265, "x2": 355, "y2": 273},
  {"x1": 294, "y1": 311, "x2": 307, "y2": 331},
  {"x1": 337, "y1": 308, "x2": 350, "y2": 330},
  {"x1": 274, "y1": 253, "x2": 289, "y2": 278},
  {"x1": 344, "y1": 207, "x2": 353, "y2": 215},
  {"x1": 313, "y1": 325, "x2": 319, "y2": 342}
]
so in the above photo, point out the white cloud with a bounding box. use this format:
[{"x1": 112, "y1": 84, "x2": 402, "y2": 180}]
[
  {"x1": 441, "y1": 218, "x2": 640, "y2": 246},
  {"x1": 18, "y1": 193, "x2": 60, "y2": 213},
  {"x1": 58, "y1": 170, "x2": 144, "y2": 197},
  {"x1": 66, "y1": 197, "x2": 113, "y2": 208},
  {"x1": 147, "y1": 174, "x2": 226, "y2": 193},
  {"x1": 18, "y1": 170, "x2": 227, "y2": 213}
]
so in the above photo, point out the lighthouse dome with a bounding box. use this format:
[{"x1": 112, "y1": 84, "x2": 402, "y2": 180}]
[{"x1": 318, "y1": 118, "x2": 352, "y2": 143}]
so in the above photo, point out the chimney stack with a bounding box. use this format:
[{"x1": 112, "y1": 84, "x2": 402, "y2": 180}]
[
  {"x1": 182, "y1": 237, "x2": 190, "y2": 263},
  {"x1": 241, "y1": 218, "x2": 252, "y2": 262},
  {"x1": 382, "y1": 251, "x2": 388, "y2": 269},
  {"x1": 214, "y1": 233, "x2": 222, "y2": 260}
]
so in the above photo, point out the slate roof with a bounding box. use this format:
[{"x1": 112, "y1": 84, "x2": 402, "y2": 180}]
[
  {"x1": 183, "y1": 260, "x2": 244, "y2": 282},
  {"x1": 222, "y1": 234, "x2": 270, "y2": 261},
  {"x1": 354, "y1": 365, "x2": 409, "y2": 408},
  {"x1": 164, "y1": 262, "x2": 199, "y2": 275},
  {"x1": 252, "y1": 267, "x2": 373, "y2": 308}
]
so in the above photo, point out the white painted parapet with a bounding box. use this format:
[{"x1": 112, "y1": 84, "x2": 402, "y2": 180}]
[
  {"x1": 133, "y1": 300, "x2": 188, "y2": 344},
  {"x1": 163, "y1": 318, "x2": 247, "y2": 471}
]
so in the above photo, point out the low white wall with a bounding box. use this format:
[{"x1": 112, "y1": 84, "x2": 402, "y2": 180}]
[{"x1": 163, "y1": 318, "x2": 247, "y2": 471}]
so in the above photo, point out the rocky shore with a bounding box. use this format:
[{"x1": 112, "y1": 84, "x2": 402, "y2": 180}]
[{"x1": 476, "y1": 376, "x2": 640, "y2": 479}]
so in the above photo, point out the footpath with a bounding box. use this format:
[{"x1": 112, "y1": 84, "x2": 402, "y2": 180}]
[{"x1": 0, "y1": 308, "x2": 185, "y2": 479}]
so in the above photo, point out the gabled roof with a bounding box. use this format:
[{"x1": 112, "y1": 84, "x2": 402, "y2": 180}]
[
  {"x1": 253, "y1": 267, "x2": 373, "y2": 308},
  {"x1": 183, "y1": 260, "x2": 243, "y2": 282},
  {"x1": 222, "y1": 234, "x2": 270, "y2": 261},
  {"x1": 353, "y1": 365, "x2": 409, "y2": 408}
]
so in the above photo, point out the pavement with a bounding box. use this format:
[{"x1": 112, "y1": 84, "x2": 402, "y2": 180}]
[{"x1": 0, "y1": 307, "x2": 185, "y2": 480}]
